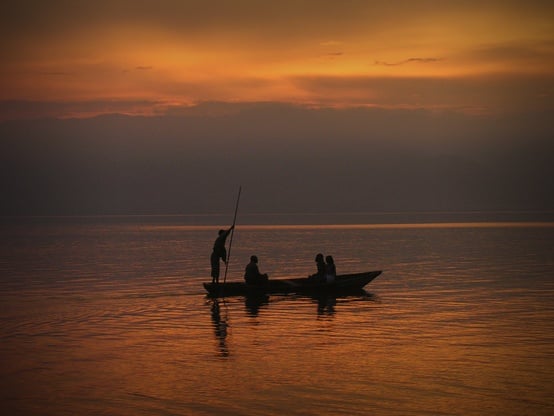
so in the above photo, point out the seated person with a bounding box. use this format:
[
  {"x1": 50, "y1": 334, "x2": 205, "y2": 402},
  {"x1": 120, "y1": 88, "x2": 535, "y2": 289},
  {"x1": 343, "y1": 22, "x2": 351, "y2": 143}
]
[
  {"x1": 244, "y1": 255, "x2": 269, "y2": 285},
  {"x1": 325, "y1": 255, "x2": 336, "y2": 283},
  {"x1": 310, "y1": 253, "x2": 327, "y2": 282}
]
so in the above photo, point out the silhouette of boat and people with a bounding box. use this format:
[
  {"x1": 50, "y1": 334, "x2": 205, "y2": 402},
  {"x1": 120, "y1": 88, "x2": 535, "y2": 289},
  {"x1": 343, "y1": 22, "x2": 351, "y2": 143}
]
[{"x1": 206, "y1": 225, "x2": 381, "y2": 298}]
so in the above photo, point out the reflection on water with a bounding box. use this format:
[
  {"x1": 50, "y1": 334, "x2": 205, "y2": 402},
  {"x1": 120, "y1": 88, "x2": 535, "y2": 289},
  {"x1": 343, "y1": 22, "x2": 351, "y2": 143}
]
[
  {"x1": 210, "y1": 299, "x2": 229, "y2": 357},
  {"x1": 316, "y1": 295, "x2": 336, "y2": 316},
  {"x1": 207, "y1": 292, "x2": 380, "y2": 358},
  {"x1": 244, "y1": 294, "x2": 270, "y2": 317}
]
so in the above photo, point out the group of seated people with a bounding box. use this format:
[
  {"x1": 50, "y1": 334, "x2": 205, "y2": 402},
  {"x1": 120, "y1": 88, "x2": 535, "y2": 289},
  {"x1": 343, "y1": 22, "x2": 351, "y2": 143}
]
[
  {"x1": 311, "y1": 253, "x2": 336, "y2": 283},
  {"x1": 243, "y1": 253, "x2": 337, "y2": 285}
]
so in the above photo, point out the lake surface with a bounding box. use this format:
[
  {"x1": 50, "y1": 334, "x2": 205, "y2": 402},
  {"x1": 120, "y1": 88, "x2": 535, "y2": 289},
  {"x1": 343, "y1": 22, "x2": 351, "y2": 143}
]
[{"x1": 1, "y1": 214, "x2": 553, "y2": 415}]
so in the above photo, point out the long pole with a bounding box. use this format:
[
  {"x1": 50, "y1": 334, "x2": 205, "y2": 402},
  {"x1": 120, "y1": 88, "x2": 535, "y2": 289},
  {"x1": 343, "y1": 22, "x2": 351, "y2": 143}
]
[{"x1": 223, "y1": 185, "x2": 241, "y2": 284}]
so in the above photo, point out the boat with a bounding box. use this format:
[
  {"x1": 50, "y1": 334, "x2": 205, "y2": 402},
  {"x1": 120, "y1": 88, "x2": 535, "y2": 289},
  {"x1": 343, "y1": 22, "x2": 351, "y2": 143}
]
[{"x1": 203, "y1": 270, "x2": 382, "y2": 297}]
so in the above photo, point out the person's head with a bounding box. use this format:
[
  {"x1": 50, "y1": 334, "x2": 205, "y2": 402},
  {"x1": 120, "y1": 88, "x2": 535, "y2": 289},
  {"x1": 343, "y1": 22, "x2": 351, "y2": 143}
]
[
  {"x1": 315, "y1": 253, "x2": 324, "y2": 262},
  {"x1": 326, "y1": 255, "x2": 334, "y2": 264},
  {"x1": 250, "y1": 255, "x2": 258, "y2": 263},
  {"x1": 218, "y1": 229, "x2": 225, "y2": 235}
]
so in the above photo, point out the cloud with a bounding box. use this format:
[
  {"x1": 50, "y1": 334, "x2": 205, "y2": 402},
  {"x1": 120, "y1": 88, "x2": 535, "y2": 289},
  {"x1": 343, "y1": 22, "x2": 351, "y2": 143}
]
[
  {"x1": 454, "y1": 41, "x2": 554, "y2": 71},
  {"x1": 374, "y1": 58, "x2": 442, "y2": 66},
  {"x1": 290, "y1": 73, "x2": 554, "y2": 113},
  {"x1": 0, "y1": 99, "x2": 166, "y2": 121},
  {"x1": 319, "y1": 40, "x2": 343, "y2": 47},
  {"x1": 2, "y1": 70, "x2": 553, "y2": 121},
  {"x1": 38, "y1": 71, "x2": 72, "y2": 76},
  {"x1": 0, "y1": 2, "x2": 384, "y2": 49},
  {"x1": 135, "y1": 66, "x2": 153, "y2": 70},
  {"x1": 322, "y1": 52, "x2": 344, "y2": 59}
]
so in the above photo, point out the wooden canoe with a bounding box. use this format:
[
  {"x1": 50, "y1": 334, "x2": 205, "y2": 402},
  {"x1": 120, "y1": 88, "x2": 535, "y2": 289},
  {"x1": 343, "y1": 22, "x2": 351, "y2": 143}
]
[{"x1": 203, "y1": 270, "x2": 382, "y2": 297}]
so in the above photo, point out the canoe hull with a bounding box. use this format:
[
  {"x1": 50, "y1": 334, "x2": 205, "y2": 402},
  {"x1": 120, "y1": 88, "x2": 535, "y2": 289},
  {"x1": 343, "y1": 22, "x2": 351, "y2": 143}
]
[{"x1": 203, "y1": 270, "x2": 382, "y2": 297}]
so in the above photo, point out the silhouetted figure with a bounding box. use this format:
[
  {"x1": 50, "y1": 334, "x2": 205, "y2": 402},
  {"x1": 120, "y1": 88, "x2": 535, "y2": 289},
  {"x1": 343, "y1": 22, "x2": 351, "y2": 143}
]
[
  {"x1": 244, "y1": 255, "x2": 269, "y2": 285},
  {"x1": 325, "y1": 255, "x2": 336, "y2": 283},
  {"x1": 310, "y1": 253, "x2": 327, "y2": 281},
  {"x1": 210, "y1": 225, "x2": 234, "y2": 283}
]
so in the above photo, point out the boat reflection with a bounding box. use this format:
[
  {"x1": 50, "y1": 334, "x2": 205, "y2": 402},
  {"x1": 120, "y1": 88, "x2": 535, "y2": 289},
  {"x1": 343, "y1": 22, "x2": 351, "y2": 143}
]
[{"x1": 208, "y1": 290, "x2": 378, "y2": 357}]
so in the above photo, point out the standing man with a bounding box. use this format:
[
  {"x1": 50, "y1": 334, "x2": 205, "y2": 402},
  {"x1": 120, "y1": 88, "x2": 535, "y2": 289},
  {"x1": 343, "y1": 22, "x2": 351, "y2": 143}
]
[{"x1": 210, "y1": 225, "x2": 234, "y2": 283}]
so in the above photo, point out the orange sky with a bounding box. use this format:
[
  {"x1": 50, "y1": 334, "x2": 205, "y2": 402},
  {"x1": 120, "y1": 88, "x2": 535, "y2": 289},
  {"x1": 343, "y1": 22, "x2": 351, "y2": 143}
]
[{"x1": 1, "y1": 1, "x2": 554, "y2": 119}]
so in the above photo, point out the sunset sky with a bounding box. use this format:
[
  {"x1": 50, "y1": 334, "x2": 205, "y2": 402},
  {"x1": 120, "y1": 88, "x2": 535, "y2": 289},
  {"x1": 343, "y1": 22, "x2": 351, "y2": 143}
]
[
  {"x1": 1, "y1": 1, "x2": 553, "y2": 216},
  {"x1": 2, "y1": 0, "x2": 553, "y2": 117}
]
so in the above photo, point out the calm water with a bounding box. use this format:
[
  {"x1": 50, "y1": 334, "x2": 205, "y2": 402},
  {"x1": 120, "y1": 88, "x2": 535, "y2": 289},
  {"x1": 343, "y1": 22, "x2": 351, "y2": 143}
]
[{"x1": 1, "y1": 216, "x2": 553, "y2": 415}]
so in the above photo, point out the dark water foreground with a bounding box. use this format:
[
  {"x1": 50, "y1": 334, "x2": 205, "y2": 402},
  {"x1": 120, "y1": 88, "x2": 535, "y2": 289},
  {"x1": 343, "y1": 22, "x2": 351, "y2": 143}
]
[{"x1": 1, "y1": 218, "x2": 553, "y2": 415}]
